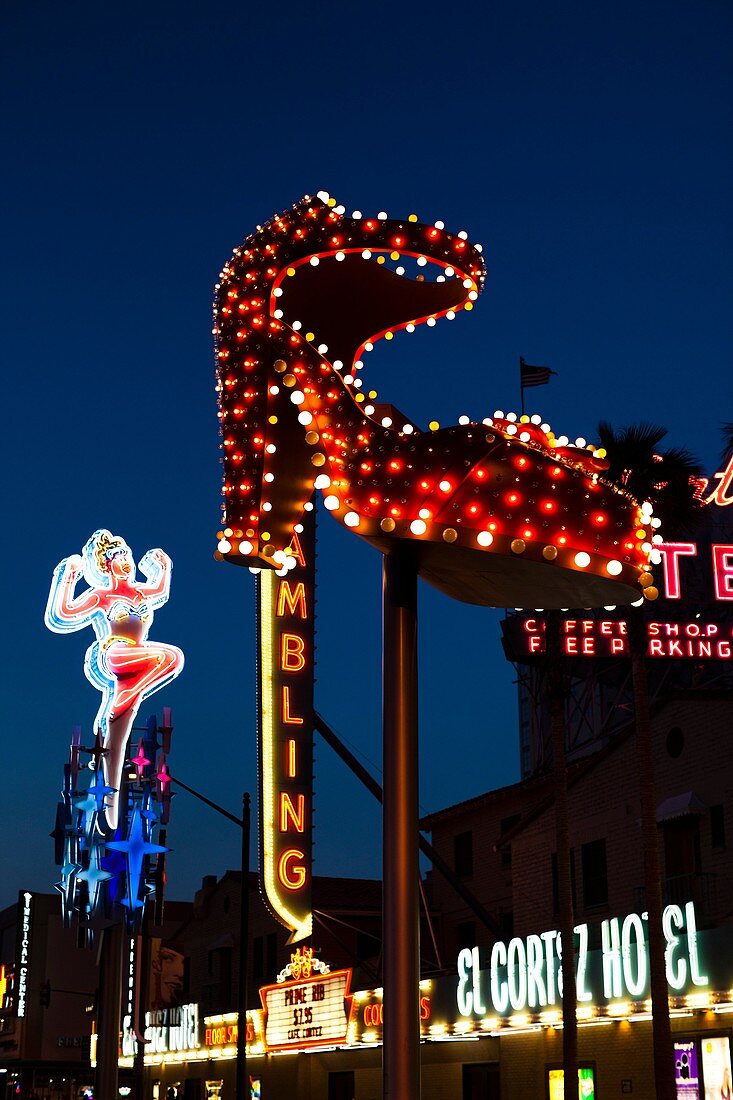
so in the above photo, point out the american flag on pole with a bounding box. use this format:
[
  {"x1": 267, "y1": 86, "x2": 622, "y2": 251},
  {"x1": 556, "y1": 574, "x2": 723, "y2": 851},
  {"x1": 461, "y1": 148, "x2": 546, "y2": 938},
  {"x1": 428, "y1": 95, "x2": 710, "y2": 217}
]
[{"x1": 520, "y1": 356, "x2": 556, "y2": 389}]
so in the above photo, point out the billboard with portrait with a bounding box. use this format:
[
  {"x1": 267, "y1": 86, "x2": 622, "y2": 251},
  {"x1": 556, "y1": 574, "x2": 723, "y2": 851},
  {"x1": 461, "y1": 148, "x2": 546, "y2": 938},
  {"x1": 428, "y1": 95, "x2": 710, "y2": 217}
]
[{"x1": 702, "y1": 1036, "x2": 732, "y2": 1100}]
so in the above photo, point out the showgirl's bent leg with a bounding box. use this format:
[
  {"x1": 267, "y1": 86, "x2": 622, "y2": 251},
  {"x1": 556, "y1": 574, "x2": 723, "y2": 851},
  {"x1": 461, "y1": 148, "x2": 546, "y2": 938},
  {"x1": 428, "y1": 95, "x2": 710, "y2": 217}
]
[{"x1": 102, "y1": 643, "x2": 184, "y2": 830}]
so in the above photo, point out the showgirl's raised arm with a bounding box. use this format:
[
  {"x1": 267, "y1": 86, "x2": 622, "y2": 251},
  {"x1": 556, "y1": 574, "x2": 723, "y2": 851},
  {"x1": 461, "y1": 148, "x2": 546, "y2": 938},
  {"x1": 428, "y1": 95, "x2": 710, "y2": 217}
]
[
  {"x1": 137, "y1": 548, "x2": 172, "y2": 608},
  {"x1": 45, "y1": 554, "x2": 101, "y2": 633}
]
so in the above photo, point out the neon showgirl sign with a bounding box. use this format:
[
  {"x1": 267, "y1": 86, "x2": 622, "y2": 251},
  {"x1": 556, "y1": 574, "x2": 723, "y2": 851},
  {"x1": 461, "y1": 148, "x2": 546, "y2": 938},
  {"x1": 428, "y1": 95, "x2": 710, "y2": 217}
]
[{"x1": 45, "y1": 529, "x2": 184, "y2": 829}]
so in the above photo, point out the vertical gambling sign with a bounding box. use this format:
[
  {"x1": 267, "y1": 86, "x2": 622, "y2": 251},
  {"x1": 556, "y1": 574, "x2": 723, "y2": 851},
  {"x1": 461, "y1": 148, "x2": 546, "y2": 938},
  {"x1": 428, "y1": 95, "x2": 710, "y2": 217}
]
[{"x1": 256, "y1": 507, "x2": 315, "y2": 943}]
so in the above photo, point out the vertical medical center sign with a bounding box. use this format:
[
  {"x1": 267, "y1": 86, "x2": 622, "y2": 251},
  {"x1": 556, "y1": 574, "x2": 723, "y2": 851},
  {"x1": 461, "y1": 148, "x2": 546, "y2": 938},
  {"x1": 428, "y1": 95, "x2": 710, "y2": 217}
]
[{"x1": 256, "y1": 509, "x2": 315, "y2": 943}]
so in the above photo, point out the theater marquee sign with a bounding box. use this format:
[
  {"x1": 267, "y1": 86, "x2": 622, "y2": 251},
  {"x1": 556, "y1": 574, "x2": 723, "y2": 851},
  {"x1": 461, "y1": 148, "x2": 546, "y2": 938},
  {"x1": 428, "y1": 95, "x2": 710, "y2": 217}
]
[{"x1": 259, "y1": 950, "x2": 353, "y2": 1051}]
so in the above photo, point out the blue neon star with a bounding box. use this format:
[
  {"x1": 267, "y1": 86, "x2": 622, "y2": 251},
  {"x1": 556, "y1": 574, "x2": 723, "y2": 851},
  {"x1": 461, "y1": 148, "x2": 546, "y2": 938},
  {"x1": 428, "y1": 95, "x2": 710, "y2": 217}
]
[
  {"x1": 77, "y1": 844, "x2": 113, "y2": 913},
  {"x1": 106, "y1": 806, "x2": 167, "y2": 914}
]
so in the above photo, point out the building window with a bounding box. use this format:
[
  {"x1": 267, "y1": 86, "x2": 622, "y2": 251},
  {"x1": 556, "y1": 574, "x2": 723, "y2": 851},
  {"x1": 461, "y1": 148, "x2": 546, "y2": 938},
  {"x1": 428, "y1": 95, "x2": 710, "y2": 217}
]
[
  {"x1": 454, "y1": 830, "x2": 473, "y2": 878},
  {"x1": 500, "y1": 814, "x2": 520, "y2": 868},
  {"x1": 666, "y1": 726, "x2": 685, "y2": 758},
  {"x1": 551, "y1": 849, "x2": 576, "y2": 915},
  {"x1": 456, "y1": 921, "x2": 476, "y2": 952},
  {"x1": 711, "y1": 804, "x2": 725, "y2": 850},
  {"x1": 581, "y1": 838, "x2": 608, "y2": 909}
]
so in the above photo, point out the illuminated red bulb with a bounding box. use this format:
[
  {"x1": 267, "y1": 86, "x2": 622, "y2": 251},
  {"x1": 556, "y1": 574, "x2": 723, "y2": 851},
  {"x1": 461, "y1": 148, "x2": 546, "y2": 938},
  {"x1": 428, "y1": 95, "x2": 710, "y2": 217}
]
[
  {"x1": 593, "y1": 513, "x2": 607, "y2": 525},
  {"x1": 330, "y1": 236, "x2": 342, "y2": 246},
  {"x1": 515, "y1": 457, "x2": 529, "y2": 469},
  {"x1": 365, "y1": 220, "x2": 377, "y2": 231},
  {"x1": 390, "y1": 506, "x2": 402, "y2": 517},
  {"x1": 467, "y1": 504, "x2": 479, "y2": 516},
  {"x1": 542, "y1": 501, "x2": 556, "y2": 513},
  {"x1": 392, "y1": 235, "x2": 405, "y2": 248},
  {"x1": 388, "y1": 459, "x2": 402, "y2": 472},
  {"x1": 558, "y1": 536, "x2": 567, "y2": 545},
  {"x1": 523, "y1": 528, "x2": 534, "y2": 540},
  {"x1": 474, "y1": 468, "x2": 486, "y2": 480},
  {"x1": 454, "y1": 240, "x2": 466, "y2": 251},
  {"x1": 427, "y1": 228, "x2": 440, "y2": 240},
  {"x1": 360, "y1": 462, "x2": 373, "y2": 474},
  {"x1": 507, "y1": 492, "x2": 521, "y2": 506}
]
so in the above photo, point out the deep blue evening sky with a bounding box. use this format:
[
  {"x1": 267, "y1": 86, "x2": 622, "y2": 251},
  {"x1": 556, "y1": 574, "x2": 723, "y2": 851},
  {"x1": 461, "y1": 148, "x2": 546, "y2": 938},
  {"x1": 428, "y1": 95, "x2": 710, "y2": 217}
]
[{"x1": 1, "y1": 0, "x2": 731, "y2": 908}]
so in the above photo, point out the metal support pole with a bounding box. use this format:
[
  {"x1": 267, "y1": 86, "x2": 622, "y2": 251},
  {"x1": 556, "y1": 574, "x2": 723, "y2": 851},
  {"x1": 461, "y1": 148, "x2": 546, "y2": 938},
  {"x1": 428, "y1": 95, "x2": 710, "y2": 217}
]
[
  {"x1": 382, "y1": 547, "x2": 420, "y2": 1100},
  {"x1": 95, "y1": 922, "x2": 123, "y2": 1100},
  {"x1": 236, "y1": 793, "x2": 251, "y2": 1100}
]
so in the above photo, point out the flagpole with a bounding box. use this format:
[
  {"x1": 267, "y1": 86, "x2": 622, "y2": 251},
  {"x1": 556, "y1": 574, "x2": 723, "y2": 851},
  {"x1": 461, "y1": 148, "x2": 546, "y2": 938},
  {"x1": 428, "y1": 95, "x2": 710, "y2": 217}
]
[{"x1": 519, "y1": 356, "x2": 525, "y2": 417}]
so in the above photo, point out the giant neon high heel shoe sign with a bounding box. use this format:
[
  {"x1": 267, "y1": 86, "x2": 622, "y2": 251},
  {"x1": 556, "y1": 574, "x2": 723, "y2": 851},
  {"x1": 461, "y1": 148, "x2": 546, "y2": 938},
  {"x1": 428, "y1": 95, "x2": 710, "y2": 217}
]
[{"x1": 213, "y1": 192, "x2": 659, "y2": 939}]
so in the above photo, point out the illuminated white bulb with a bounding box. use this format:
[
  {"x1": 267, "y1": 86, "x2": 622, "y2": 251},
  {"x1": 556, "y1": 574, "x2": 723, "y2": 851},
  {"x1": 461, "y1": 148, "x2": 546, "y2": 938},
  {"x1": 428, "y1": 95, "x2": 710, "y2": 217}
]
[
  {"x1": 318, "y1": 343, "x2": 328, "y2": 354},
  {"x1": 274, "y1": 309, "x2": 284, "y2": 319},
  {"x1": 264, "y1": 472, "x2": 275, "y2": 483},
  {"x1": 324, "y1": 495, "x2": 340, "y2": 510},
  {"x1": 335, "y1": 251, "x2": 345, "y2": 261},
  {"x1": 273, "y1": 287, "x2": 283, "y2": 297},
  {"x1": 262, "y1": 502, "x2": 272, "y2": 512},
  {"x1": 240, "y1": 540, "x2": 253, "y2": 555},
  {"x1": 468, "y1": 290, "x2": 478, "y2": 300},
  {"x1": 354, "y1": 359, "x2": 364, "y2": 369},
  {"x1": 406, "y1": 323, "x2": 416, "y2": 333},
  {"x1": 377, "y1": 211, "x2": 388, "y2": 220},
  {"x1": 632, "y1": 597, "x2": 644, "y2": 607},
  {"x1": 266, "y1": 443, "x2": 277, "y2": 454},
  {"x1": 403, "y1": 423, "x2": 414, "y2": 434},
  {"x1": 309, "y1": 256, "x2": 320, "y2": 266},
  {"x1": 294, "y1": 523, "x2": 304, "y2": 533},
  {"x1": 575, "y1": 437, "x2": 586, "y2": 448},
  {"x1": 353, "y1": 378, "x2": 363, "y2": 388},
  {"x1": 365, "y1": 404, "x2": 375, "y2": 415},
  {"x1": 651, "y1": 517, "x2": 662, "y2": 528},
  {"x1": 494, "y1": 410, "x2": 505, "y2": 419},
  {"x1": 531, "y1": 414, "x2": 542, "y2": 425},
  {"x1": 298, "y1": 411, "x2": 313, "y2": 425},
  {"x1": 362, "y1": 249, "x2": 372, "y2": 259},
  {"x1": 475, "y1": 243, "x2": 483, "y2": 253},
  {"x1": 290, "y1": 390, "x2": 305, "y2": 405},
  {"x1": 272, "y1": 549, "x2": 285, "y2": 564},
  {"x1": 365, "y1": 342, "x2": 374, "y2": 351},
  {"x1": 507, "y1": 424, "x2": 518, "y2": 435},
  {"x1": 352, "y1": 210, "x2": 362, "y2": 218},
  {"x1": 445, "y1": 267, "x2": 455, "y2": 277},
  {"x1": 482, "y1": 417, "x2": 493, "y2": 426},
  {"x1": 344, "y1": 511, "x2": 360, "y2": 527},
  {"x1": 606, "y1": 560, "x2": 623, "y2": 576},
  {"x1": 439, "y1": 480, "x2": 452, "y2": 492},
  {"x1": 335, "y1": 204, "x2": 345, "y2": 215},
  {"x1": 541, "y1": 423, "x2": 551, "y2": 433},
  {"x1": 652, "y1": 534, "x2": 663, "y2": 544},
  {"x1": 304, "y1": 501, "x2": 314, "y2": 511},
  {"x1": 333, "y1": 360, "x2": 343, "y2": 371},
  {"x1": 381, "y1": 416, "x2": 393, "y2": 427},
  {"x1": 436, "y1": 275, "x2": 445, "y2": 283},
  {"x1": 218, "y1": 539, "x2": 231, "y2": 553},
  {"x1": 248, "y1": 566, "x2": 261, "y2": 574},
  {"x1": 344, "y1": 374, "x2": 354, "y2": 385},
  {"x1": 446, "y1": 311, "x2": 456, "y2": 320},
  {"x1": 418, "y1": 507, "x2": 431, "y2": 519},
  {"x1": 477, "y1": 531, "x2": 493, "y2": 547},
  {"x1": 506, "y1": 412, "x2": 517, "y2": 422},
  {"x1": 435, "y1": 220, "x2": 445, "y2": 229},
  {"x1": 410, "y1": 519, "x2": 427, "y2": 535},
  {"x1": 317, "y1": 190, "x2": 330, "y2": 203},
  {"x1": 650, "y1": 549, "x2": 662, "y2": 564},
  {"x1": 574, "y1": 552, "x2": 591, "y2": 568},
  {"x1": 291, "y1": 320, "x2": 302, "y2": 331},
  {"x1": 396, "y1": 266, "x2": 405, "y2": 275},
  {"x1": 417, "y1": 256, "x2": 427, "y2": 267},
  {"x1": 314, "y1": 474, "x2": 331, "y2": 490},
  {"x1": 427, "y1": 317, "x2": 436, "y2": 327},
  {"x1": 458, "y1": 230, "x2": 468, "y2": 239},
  {"x1": 269, "y1": 385, "x2": 280, "y2": 395},
  {"x1": 519, "y1": 432, "x2": 531, "y2": 442},
  {"x1": 275, "y1": 566, "x2": 288, "y2": 577},
  {"x1": 458, "y1": 415, "x2": 470, "y2": 425},
  {"x1": 641, "y1": 501, "x2": 654, "y2": 515},
  {"x1": 556, "y1": 435, "x2": 569, "y2": 447},
  {"x1": 641, "y1": 542, "x2": 652, "y2": 554}
]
